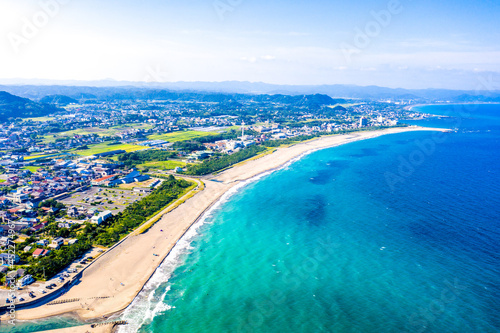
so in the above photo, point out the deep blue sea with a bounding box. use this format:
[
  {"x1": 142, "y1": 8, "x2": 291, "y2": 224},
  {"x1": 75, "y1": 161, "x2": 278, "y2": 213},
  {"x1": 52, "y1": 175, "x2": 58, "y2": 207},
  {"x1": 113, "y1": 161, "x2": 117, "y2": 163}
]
[{"x1": 5, "y1": 104, "x2": 500, "y2": 333}]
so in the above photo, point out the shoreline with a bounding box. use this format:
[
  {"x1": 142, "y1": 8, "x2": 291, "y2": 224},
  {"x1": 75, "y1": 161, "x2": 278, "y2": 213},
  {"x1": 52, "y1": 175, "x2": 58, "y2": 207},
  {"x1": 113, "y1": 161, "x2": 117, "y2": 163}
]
[
  {"x1": 404, "y1": 101, "x2": 500, "y2": 111},
  {"x1": 2, "y1": 126, "x2": 449, "y2": 332}
]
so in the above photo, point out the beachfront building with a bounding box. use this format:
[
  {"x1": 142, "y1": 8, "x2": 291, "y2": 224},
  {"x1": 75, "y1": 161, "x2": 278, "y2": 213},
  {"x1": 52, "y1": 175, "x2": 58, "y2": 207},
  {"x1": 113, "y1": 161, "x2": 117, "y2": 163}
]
[
  {"x1": 18, "y1": 274, "x2": 34, "y2": 287},
  {"x1": 359, "y1": 117, "x2": 368, "y2": 127}
]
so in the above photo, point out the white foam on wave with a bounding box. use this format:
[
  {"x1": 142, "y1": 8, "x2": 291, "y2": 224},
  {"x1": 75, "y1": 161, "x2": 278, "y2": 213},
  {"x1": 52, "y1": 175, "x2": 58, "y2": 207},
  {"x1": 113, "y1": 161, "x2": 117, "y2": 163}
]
[
  {"x1": 117, "y1": 152, "x2": 329, "y2": 331},
  {"x1": 116, "y1": 171, "x2": 285, "y2": 332}
]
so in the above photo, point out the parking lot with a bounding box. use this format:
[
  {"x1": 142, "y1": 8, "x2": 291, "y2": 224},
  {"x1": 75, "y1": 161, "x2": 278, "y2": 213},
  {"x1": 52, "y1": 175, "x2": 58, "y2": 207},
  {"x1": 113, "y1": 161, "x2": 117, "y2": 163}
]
[
  {"x1": 60, "y1": 187, "x2": 145, "y2": 214},
  {"x1": 0, "y1": 247, "x2": 104, "y2": 306}
]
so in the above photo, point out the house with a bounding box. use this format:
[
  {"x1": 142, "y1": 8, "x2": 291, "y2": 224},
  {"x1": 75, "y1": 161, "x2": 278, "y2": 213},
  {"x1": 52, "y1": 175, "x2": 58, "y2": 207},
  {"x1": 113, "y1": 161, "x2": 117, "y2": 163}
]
[
  {"x1": 48, "y1": 243, "x2": 60, "y2": 250},
  {"x1": 12, "y1": 193, "x2": 29, "y2": 204},
  {"x1": 67, "y1": 239, "x2": 78, "y2": 245},
  {"x1": 25, "y1": 201, "x2": 38, "y2": 209},
  {"x1": 18, "y1": 274, "x2": 34, "y2": 287},
  {"x1": 67, "y1": 206, "x2": 79, "y2": 217},
  {"x1": 91, "y1": 210, "x2": 113, "y2": 225},
  {"x1": 32, "y1": 248, "x2": 50, "y2": 258},
  {"x1": 23, "y1": 245, "x2": 32, "y2": 252},
  {"x1": 36, "y1": 239, "x2": 49, "y2": 246},
  {"x1": 30, "y1": 223, "x2": 45, "y2": 232},
  {"x1": 0, "y1": 253, "x2": 20, "y2": 265},
  {"x1": 0, "y1": 236, "x2": 12, "y2": 247},
  {"x1": 52, "y1": 237, "x2": 64, "y2": 246}
]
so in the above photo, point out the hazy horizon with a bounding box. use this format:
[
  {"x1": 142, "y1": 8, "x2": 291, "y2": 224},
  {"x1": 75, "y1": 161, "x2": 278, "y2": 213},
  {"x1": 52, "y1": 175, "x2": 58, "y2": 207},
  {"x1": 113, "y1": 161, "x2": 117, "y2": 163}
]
[{"x1": 1, "y1": 0, "x2": 500, "y2": 90}]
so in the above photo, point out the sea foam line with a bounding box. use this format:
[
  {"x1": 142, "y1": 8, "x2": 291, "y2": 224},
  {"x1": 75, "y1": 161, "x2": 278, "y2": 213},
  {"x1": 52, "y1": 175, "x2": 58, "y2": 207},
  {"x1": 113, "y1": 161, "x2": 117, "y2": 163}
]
[
  {"x1": 115, "y1": 169, "x2": 288, "y2": 332},
  {"x1": 116, "y1": 139, "x2": 356, "y2": 332}
]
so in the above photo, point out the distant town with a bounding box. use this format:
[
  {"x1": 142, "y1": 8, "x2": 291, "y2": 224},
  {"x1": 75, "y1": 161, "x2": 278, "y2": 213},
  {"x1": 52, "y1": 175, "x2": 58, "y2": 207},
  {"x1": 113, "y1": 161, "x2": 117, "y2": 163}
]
[{"x1": 0, "y1": 88, "x2": 429, "y2": 307}]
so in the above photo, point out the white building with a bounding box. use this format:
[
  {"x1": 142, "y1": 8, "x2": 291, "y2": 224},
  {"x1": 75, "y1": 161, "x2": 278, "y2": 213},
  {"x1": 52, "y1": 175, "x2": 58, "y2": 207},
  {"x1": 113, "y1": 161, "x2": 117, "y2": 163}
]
[{"x1": 91, "y1": 210, "x2": 113, "y2": 225}]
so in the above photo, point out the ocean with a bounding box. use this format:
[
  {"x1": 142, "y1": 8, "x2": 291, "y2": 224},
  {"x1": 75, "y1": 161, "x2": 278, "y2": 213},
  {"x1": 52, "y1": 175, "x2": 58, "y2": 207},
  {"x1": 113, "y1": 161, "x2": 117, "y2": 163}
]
[{"x1": 5, "y1": 104, "x2": 500, "y2": 333}]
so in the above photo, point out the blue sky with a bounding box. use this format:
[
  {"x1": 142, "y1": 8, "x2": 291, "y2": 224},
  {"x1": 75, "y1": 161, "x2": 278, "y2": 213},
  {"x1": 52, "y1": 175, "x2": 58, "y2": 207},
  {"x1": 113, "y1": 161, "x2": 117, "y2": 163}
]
[{"x1": 1, "y1": 0, "x2": 500, "y2": 89}]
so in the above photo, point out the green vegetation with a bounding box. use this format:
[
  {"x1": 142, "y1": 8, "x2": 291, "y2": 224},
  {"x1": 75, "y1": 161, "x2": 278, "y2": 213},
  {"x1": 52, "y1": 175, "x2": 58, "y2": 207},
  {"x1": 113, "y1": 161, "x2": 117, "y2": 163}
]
[
  {"x1": 138, "y1": 160, "x2": 188, "y2": 171},
  {"x1": 117, "y1": 149, "x2": 177, "y2": 167},
  {"x1": 24, "y1": 154, "x2": 54, "y2": 160},
  {"x1": 147, "y1": 130, "x2": 219, "y2": 142},
  {"x1": 73, "y1": 142, "x2": 147, "y2": 156},
  {"x1": 22, "y1": 166, "x2": 42, "y2": 173},
  {"x1": 26, "y1": 241, "x2": 92, "y2": 280},
  {"x1": 41, "y1": 123, "x2": 153, "y2": 143},
  {"x1": 24, "y1": 176, "x2": 192, "y2": 279},
  {"x1": 94, "y1": 175, "x2": 193, "y2": 246},
  {"x1": 24, "y1": 116, "x2": 56, "y2": 122},
  {"x1": 185, "y1": 145, "x2": 266, "y2": 176}
]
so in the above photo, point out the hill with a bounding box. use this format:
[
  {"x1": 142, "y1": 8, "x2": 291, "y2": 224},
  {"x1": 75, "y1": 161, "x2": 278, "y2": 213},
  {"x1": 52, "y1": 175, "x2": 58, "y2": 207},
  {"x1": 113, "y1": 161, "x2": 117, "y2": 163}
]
[
  {"x1": 0, "y1": 91, "x2": 61, "y2": 122},
  {"x1": 40, "y1": 95, "x2": 78, "y2": 105}
]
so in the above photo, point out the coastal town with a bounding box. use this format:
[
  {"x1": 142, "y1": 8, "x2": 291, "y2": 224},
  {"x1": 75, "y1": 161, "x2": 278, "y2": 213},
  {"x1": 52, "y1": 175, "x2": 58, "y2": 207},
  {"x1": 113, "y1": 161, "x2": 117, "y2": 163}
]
[{"x1": 0, "y1": 89, "x2": 424, "y2": 317}]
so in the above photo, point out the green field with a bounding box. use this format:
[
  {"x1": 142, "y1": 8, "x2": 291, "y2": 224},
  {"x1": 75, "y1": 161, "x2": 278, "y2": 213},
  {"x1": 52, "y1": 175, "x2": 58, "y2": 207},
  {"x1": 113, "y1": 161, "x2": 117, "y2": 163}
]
[
  {"x1": 137, "y1": 160, "x2": 189, "y2": 171},
  {"x1": 24, "y1": 154, "x2": 55, "y2": 160},
  {"x1": 73, "y1": 143, "x2": 148, "y2": 156},
  {"x1": 147, "y1": 130, "x2": 219, "y2": 142},
  {"x1": 42, "y1": 123, "x2": 154, "y2": 143},
  {"x1": 24, "y1": 116, "x2": 56, "y2": 122},
  {"x1": 22, "y1": 166, "x2": 42, "y2": 173}
]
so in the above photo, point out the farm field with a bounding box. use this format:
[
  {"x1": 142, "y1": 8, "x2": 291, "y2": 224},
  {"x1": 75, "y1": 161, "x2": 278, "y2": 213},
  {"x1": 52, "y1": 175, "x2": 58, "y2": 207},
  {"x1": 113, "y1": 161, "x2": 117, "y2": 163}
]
[
  {"x1": 147, "y1": 130, "x2": 219, "y2": 142},
  {"x1": 24, "y1": 116, "x2": 57, "y2": 122},
  {"x1": 73, "y1": 142, "x2": 148, "y2": 156},
  {"x1": 22, "y1": 166, "x2": 43, "y2": 173},
  {"x1": 41, "y1": 123, "x2": 154, "y2": 143}
]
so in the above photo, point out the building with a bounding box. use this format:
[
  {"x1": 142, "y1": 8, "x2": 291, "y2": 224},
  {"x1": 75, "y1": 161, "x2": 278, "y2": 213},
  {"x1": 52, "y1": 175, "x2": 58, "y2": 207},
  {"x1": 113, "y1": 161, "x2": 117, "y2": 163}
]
[
  {"x1": 32, "y1": 248, "x2": 50, "y2": 258},
  {"x1": 359, "y1": 117, "x2": 368, "y2": 127},
  {"x1": 91, "y1": 175, "x2": 116, "y2": 186},
  {"x1": 18, "y1": 274, "x2": 34, "y2": 287},
  {"x1": 91, "y1": 210, "x2": 113, "y2": 225},
  {"x1": 0, "y1": 253, "x2": 20, "y2": 265}
]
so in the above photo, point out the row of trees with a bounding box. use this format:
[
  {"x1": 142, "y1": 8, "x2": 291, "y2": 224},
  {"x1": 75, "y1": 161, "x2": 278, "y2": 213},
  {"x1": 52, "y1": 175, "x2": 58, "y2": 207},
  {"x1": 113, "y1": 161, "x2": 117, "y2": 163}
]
[
  {"x1": 93, "y1": 175, "x2": 192, "y2": 246},
  {"x1": 117, "y1": 149, "x2": 177, "y2": 167},
  {"x1": 184, "y1": 145, "x2": 266, "y2": 176},
  {"x1": 24, "y1": 176, "x2": 192, "y2": 279}
]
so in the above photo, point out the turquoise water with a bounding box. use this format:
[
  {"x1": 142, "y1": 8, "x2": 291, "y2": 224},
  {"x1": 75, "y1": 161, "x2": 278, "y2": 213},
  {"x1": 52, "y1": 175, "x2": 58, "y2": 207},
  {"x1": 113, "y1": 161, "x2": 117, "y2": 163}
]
[{"x1": 5, "y1": 104, "x2": 500, "y2": 332}]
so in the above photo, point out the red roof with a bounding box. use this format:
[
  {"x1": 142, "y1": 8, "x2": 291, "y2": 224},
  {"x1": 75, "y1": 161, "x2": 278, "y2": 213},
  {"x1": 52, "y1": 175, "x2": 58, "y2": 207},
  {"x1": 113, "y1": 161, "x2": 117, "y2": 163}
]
[
  {"x1": 33, "y1": 248, "x2": 46, "y2": 256},
  {"x1": 93, "y1": 175, "x2": 115, "y2": 182}
]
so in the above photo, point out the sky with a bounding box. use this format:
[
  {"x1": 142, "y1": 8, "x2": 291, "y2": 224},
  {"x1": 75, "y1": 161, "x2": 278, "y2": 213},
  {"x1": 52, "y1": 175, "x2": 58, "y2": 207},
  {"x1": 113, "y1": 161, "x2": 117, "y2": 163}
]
[{"x1": 1, "y1": 0, "x2": 500, "y2": 90}]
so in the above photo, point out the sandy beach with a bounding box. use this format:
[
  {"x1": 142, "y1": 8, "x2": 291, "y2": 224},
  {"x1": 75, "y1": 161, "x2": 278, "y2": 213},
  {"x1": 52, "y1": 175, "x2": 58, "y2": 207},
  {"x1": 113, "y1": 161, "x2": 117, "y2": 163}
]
[{"x1": 2, "y1": 126, "x2": 448, "y2": 332}]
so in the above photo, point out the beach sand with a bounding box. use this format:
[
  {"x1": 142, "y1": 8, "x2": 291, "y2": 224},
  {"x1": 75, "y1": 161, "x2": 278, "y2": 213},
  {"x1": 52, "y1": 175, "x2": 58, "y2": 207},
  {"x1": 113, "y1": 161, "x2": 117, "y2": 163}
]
[{"x1": 4, "y1": 127, "x2": 447, "y2": 332}]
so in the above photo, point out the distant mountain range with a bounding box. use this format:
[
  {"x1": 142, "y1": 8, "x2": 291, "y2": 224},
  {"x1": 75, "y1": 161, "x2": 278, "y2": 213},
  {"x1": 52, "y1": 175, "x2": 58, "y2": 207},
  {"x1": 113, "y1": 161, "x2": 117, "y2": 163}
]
[
  {"x1": 1, "y1": 79, "x2": 500, "y2": 102},
  {"x1": 0, "y1": 91, "x2": 61, "y2": 122}
]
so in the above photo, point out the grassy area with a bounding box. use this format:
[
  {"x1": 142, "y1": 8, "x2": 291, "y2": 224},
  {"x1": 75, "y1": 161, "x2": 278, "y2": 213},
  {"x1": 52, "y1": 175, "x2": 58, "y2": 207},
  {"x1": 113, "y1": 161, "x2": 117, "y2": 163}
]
[
  {"x1": 0, "y1": 179, "x2": 5, "y2": 183},
  {"x1": 22, "y1": 166, "x2": 42, "y2": 173},
  {"x1": 117, "y1": 178, "x2": 159, "y2": 190},
  {"x1": 134, "y1": 180, "x2": 199, "y2": 235},
  {"x1": 147, "y1": 130, "x2": 219, "y2": 142},
  {"x1": 41, "y1": 123, "x2": 154, "y2": 143},
  {"x1": 137, "y1": 160, "x2": 188, "y2": 171},
  {"x1": 24, "y1": 116, "x2": 56, "y2": 122},
  {"x1": 24, "y1": 154, "x2": 55, "y2": 160},
  {"x1": 73, "y1": 142, "x2": 148, "y2": 156}
]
